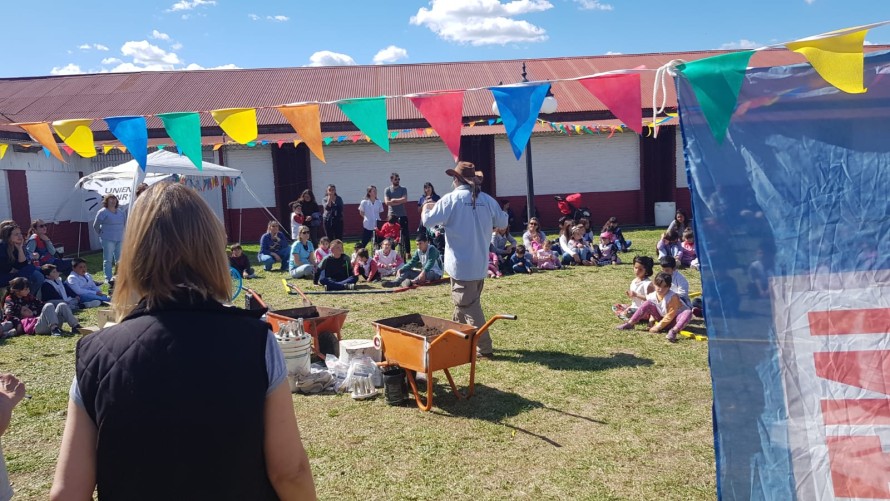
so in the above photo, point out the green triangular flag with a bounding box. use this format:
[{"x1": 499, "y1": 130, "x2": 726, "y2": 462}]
[
  {"x1": 336, "y1": 97, "x2": 389, "y2": 152},
  {"x1": 157, "y1": 112, "x2": 203, "y2": 169},
  {"x1": 676, "y1": 51, "x2": 754, "y2": 143}
]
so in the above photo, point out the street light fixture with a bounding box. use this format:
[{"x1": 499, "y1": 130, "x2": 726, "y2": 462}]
[{"x1": 491, "y1": 62, "x2": 557, "y2": 224}]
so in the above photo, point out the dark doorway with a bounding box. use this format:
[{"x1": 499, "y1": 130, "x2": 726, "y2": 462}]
[
  {"x1": 639, "y1": 126, "x2": 677, "y2": 224},
  {"x1": 271, "y1": 143, "x2": 312, "y2": 224},
  {"x1": 459, "y1": 135, "x2": 495, "y2": 195}
]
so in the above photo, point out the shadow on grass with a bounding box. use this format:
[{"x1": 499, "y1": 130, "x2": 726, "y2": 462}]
[{"x1": 496, "y1": 349, "x2": 654, "y2": 372}]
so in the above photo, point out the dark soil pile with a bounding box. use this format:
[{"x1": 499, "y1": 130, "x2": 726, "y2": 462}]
[{"x1": 399, "y1": 323, "x2": 441, "y2": 337}]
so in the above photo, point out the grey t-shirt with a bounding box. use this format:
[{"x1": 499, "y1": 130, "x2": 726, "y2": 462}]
[
  {"x1": 70, "y1": 330, "x2": 287, "y2": 407},
  {"x1": 384, "y1": 185, "x2": 408, "y2": 218}
]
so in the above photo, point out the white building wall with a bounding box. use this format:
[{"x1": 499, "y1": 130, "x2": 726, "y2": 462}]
[
  {"x1": 225, "y1": 148, "x2": 275, "y2": 209},
  {"x1": 0, "y1": 148, "x2": 93, "y2": 173},
  {"x1": 676, "y1": 131, "x2": 688, "y2": 189},
  {"x1": 494, "y1": 133, "x2": 640, "y2": 196},
  {"x1": 312, "y1": 140, "x2": 455, "y2": 205},
  {"x1": 26, "y1": 170, "x2": 83, "y2": 221}
]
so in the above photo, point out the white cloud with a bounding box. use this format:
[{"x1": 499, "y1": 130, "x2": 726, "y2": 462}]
[
  {"x1": 373, "y1": 45, "x2": 409, "y2": 64},
  {"x1": 307, "y1": 51, "x2": 357, "y2": 67},
  {"x1": 120, "y1": 40, "x2": 182, "y2": 69},
  {"x1": 249, "y1": 14, "x2": 290, "y2": 22},
  {"x1": 605, "y1": 51, "x2": 622, "y2": 55},
  {"x1": 574, "y1": 0, "x2": 613, "y2": 10},
  {"x1": 168, "y1": 0, "x2": 216, "y2": 12},
  {"x1": 101, "y1": 57, "x2": 122, "y2": 65},
  {"x1": 78, "y1": 43, "x2": 109, "y2": 51},
  {"x1": 719, "y1": 39, "x2": 761, "y2": 50},
  {"x1": 171, "y1": 42, "x2": 183, "y2": 50},
  {"x1": 151, "y1": 30, "x2": 171, "y2": 41},
  {"x1": 804, "y1": 0, "x2": 815, "y2": 4},
  {"x1": 183, "y1": 63, "x2": 241, "y2": 71},
  {"x1": 50, "y1": 63, "x2": 84, "y2": 75},
  {"x1": 410, "y1": 0, "x2": 552, "y2": 46}
]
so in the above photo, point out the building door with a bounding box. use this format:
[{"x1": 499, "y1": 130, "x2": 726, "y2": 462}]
[
  {"x1": 271, "y1": 143, "x2": 312, "y2": 224},
  {"x1": 639, "y1": 126, "x2": 677, "y2": 224},
  {"x1": 459, "y1": 135, "x2": 495, "y2": 195}
]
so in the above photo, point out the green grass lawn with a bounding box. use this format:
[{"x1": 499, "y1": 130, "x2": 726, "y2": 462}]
[{"x1": 0, "y1": 228, "x2": 713, "y2": 500}]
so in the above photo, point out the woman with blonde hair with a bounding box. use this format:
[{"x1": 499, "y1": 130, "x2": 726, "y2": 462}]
[{"x1": 52, "y1": 183, "x2": 316, "y2": 500}]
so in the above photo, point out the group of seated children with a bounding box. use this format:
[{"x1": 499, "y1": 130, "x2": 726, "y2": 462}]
[
  {"x1": 613, "y1": 255, "x2": 693, "y2": 343},
  {"x1": 656, "y1": 227, "x2": 698, "y2": 270},
  {"x1": 2, "y1": 258, "x2": 106, "y2": 338}
]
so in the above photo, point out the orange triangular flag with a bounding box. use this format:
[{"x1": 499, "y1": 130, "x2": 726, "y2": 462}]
[
  {"x1": 17, "y1": 122, "x2": 65, "y2": 162},
  {"x1": 119, "y1": 146, "x2": 127, "y2": 154},
  {"x1": 275, "y1": 104, "x2": 325, "y2": 163},
  {"x1": 786, "y1": 25, "x2": 869, "y2": 94}
]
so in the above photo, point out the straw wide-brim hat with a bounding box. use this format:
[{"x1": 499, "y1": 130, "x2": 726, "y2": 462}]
[{"x1": 445, "y1": 161, "x2": 482, "y2": 185}]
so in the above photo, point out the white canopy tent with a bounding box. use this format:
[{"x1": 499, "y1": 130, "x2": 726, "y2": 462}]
[{"x1": 54, "y1": 149, "x2": 277, "y2": 254}]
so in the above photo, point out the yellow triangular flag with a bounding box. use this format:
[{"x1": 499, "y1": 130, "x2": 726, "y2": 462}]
[
  {"x1": 17, "y1": 122, "x2": 65, "y2": 162},
  {"x1": 0, "y1": 144, "x2": 7, "y2": 160},
  {"x1": 210, "y1": 108, "x2": 258, "y2": 144},
  {"x1": 786, "y1": 27, "x2": 868, "y2": 94},
  {"x1": 52, "y1": 119, "x2": 97, "y2": 158},
  {"x1": 103, "y1": 145, "x2": 114, "y2": 154},
  {"x1": 213, "y1": 143, "x2": 222, "y2": 151},
  {"x1": 275, "y1": 104, "x2": 326, "y2": 163},
  {"x1": 294, "y1": 140, "x2": 302, "y2": 147}
]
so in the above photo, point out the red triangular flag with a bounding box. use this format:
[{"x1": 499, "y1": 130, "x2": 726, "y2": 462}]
[
  {"x1": 408, "y1": 91, "x2": 464, "y2": 161},
  {"x1": 578, "y1": 73, "x2": 643, "y2": 134},
  {"x1": 277, "y1": 140, "x2": 285, "y2": 148}
]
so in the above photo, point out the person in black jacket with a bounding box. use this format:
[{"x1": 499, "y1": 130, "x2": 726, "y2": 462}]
[{"x1": 51, "y1": 182, "x2": 316, "y2": 501}]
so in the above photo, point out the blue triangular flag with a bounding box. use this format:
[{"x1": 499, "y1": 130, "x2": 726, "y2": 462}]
[
  {"x1": 104, "y1": 116, "x2": 148, "y2": 170},
  {"x1": 490, "y1": 83, "x2": 550, "y2": 160}
]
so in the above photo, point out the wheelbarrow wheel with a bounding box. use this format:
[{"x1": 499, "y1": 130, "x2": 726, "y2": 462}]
[{"x1": 317, "y1": 331, "x2": 339, "y2": 359}]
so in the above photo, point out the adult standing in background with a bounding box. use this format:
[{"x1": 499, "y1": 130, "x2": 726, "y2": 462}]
[
  {"x1": 297, "y1": 189, "x2": 321, "y2": 246},
  {"x1": 384, "y1": 173, "x2": 411, "y2": 256},
  {"x1": 358, "y1": 186, "x2": 384, "y2": 249},
  {"x1": 416, "y1": 182, "x2": 440, "y2": 232},
  {"x1": 421, "y1": 161, "x2": 508, "y2": 360},
  {"x1": 93, "y1": 194, "x2": 126, "y2": 283},
  {"x1": 322, "y1": 184, "x2": 344, "y2": 241}
]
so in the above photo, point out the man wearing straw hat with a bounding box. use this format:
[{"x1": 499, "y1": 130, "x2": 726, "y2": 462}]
[{"x1": 421, "y1": 161, "x2": 508, "y2": 360}]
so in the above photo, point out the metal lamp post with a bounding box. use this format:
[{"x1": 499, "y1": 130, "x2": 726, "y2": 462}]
[{"x1": 492, "y1": 62, "x2": 558, "y2": 224}]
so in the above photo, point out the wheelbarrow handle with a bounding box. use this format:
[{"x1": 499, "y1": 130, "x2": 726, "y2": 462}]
[
  {"x1": 475, "y1": 314, "x2": 517, "y2": 334},
  {"x1": 427, "y1": 329, "x2": 471, "y2": 350}
]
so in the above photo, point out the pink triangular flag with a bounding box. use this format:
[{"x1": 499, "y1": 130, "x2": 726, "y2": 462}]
[
  {"x1": 408, "y1": 91, "x2": 464, "y2": 161},
  {"x1": 578, "y1": 73, "x2": 643, "y2": 134},
  {"x1": 277, "y1": 140, "x2": 285, "y2": 148}
]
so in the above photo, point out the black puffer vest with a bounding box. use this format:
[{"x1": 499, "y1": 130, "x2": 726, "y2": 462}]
[{"x1": 76, "y1": 291, "x2": 278, "y2": 500}]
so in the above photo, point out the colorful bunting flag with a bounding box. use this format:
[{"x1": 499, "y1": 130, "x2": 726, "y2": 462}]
[
  {"x1": 17, "y1": 122, "x2": 65, "y2": 162},
  {"x1": 578, "y1": 73, "x2": 643, "y2": 134},
  {"x1": 323, "y1": 137, "x2": 333, "y2": 146},
  {"x1": 102, "y1": 145, "x2": 114, "y2": 154},
  {"x1": 786, "y1": 26, "x2": 869, "y2": 94},
  {"x1": 104, "y1": 116, "x2": 148, "y2": 170},
  {"x1": 490, "y1": 83, "x2": 551, "y2": 160},
  {"x1": 336, "y1": 97, "x2": 390, "y2": 152},
  {"x1": 676, "y1": 51, "x2": 755, "y2": 143},
  {"x1": 213, "y1": 143, "x2": 223, "y2": 151},
  {"x1": 408, "y1": 91, "x2": 464, "y2": 161},
  {"x1": 157, "y1": 112, "x2": 203, "y2": 169},
  {"x1": 210, "y1": 108, "x2": 258, "y2": 144},
  {"x1": 276, "y1": 104, "x2": 326, "y2": 163},
  {"x1": 53, "y1": 119, "x2": 97, "y2": 158},
  {"x1": 0, "y1": 144, "x2": 6, "y2": 160}
]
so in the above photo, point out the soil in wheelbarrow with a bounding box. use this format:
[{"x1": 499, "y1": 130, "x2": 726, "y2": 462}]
[{"x1": 400, "y1": 323, "x2": 442, "y2": 338}]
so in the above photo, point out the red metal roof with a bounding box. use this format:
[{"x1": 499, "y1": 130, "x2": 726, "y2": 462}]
[{"x1": 0, "y1": 47, "x2": 886, "y2": 132}]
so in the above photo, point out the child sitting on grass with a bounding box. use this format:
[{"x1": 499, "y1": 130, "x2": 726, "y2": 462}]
[
  {"x1": 373, "y1": 238, "x2": 402, "y2": 278},
  {"x1": 487, "y1": 250, "x2": 503, "y2": 278},
  {"x1": 612, "y1": 256, "x2": 655, "y2": 321},
  {"x1": 510, "y1": 245, "x2": 535, "y2": 274},
  {"x1": 680, "y1": 228, "x2": 698, "y2": 270},
  {"x1": 66, "y1": 258, "x2": 110, "y2": 305},
  {"x1": 397, "y1": 234, "x2": 442, "y2": 286},
  {"x1": 352, "y1": 247, "x2": 379, "y2": 282},
  {"x1": 315, "y1": 240, "x2": 357, "y2": 291},
  {"x1": 595, "y1": 232, "x2": 621, "y2": 266},
  {"x1": 4, "y1": 277, "x2": 82, "y2": 337},
  {"x1": 39, "y1": 264, "x2": 81, "y2": 310},
  {"x1": 313, "y1": 236, "x2": 331, "y2": 265},
  {"x1": 616, "y1": 271, "x2": 692, "y2": 343},
  {"x1": 228, "y1": 243, "x2": 256, "y2": 279},
  {"x1": 533, "y1": 240, "x2": 561, "y2": 270}
]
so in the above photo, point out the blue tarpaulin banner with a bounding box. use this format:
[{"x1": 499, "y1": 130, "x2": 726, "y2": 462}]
[{"x1": 678, "y1": 50, "x2": 890, "y2": 500}]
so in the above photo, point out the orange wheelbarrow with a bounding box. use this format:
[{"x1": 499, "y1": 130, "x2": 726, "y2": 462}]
[
  {"x1": 372, "y1": 313, "x2": 517, "y2": 411},
  {"x1": 244, "y1": 287, "x2": 348, "y2": 360}
]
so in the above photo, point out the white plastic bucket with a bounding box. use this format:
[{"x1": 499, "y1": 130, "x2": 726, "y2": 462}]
[
  {"x1": 278, "y1": 335, "x2": 313, "y2": 391},
  {"x1": 654, "y1": 201, "x2": 676, "y2": 227}
]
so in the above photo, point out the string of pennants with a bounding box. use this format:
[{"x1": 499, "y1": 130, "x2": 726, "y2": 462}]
[{"x1": 0, "y1": 21, "x2": 885, "y2": 169}]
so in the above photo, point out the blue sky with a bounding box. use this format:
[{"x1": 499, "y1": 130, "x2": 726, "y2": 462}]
[{"x1": 4, "y1": 0, "x2": 886, "y2": 78}]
